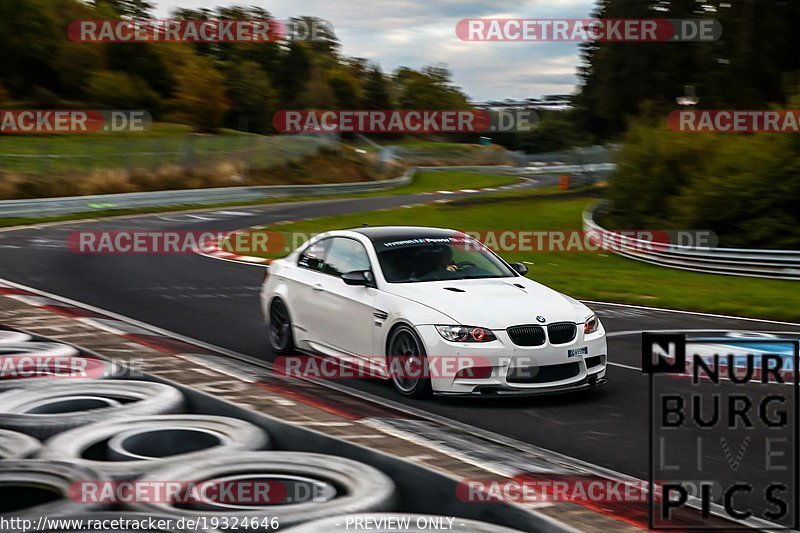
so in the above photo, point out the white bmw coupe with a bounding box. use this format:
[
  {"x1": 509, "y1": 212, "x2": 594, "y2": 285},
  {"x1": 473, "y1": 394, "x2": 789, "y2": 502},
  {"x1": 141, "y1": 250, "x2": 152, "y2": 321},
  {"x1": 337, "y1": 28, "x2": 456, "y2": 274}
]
[{"x1": 261, "y1": 226, "x2": 608, "y2": 398}]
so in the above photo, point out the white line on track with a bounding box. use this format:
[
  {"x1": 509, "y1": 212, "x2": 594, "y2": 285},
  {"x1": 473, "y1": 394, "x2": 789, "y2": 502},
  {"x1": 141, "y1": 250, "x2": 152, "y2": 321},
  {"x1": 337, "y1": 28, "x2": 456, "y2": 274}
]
[{"x1": 607, "y1": 362, "x2": 641, "y2": 371}]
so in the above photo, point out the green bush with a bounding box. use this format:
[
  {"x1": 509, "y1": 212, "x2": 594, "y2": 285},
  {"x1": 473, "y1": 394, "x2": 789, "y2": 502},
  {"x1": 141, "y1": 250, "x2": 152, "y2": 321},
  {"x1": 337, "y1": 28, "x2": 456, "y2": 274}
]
[
  {"x1": 86, "y1": 70, "x2": 160, "y2": 110},
  {"x1": 609, "y1": 121, "x2": 800, "y2": 249}
]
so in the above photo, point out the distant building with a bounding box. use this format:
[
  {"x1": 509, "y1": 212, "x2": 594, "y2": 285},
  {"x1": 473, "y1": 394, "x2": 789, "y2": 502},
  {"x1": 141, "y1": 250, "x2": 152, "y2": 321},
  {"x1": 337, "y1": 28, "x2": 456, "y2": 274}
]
[{"x1": 474, "y1": 95, "x2": 572, "y2": 111}]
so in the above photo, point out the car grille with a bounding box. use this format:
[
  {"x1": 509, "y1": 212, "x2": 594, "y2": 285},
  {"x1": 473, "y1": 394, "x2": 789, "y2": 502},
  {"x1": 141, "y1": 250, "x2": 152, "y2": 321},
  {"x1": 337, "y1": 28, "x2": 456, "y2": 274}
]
[
  {"x1": 507, "y1": 325, "x2": 546, "y2": 346},
  {"x1": 547, "y1": 322, "x2": 577, "y2": 344},
  {"x1": 507, "y1": 362, "x2": 581, "y2": 384}
]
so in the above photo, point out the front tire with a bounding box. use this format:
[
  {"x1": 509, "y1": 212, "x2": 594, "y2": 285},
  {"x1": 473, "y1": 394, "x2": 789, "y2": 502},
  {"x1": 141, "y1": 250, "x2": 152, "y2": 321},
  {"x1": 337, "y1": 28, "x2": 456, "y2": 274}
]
[
  {"x1": 268, "y1": 298, "x2": 295, "y2": 354},
  {"x1": 387, "y1": 325, "x2": 432, "y2": 398}
]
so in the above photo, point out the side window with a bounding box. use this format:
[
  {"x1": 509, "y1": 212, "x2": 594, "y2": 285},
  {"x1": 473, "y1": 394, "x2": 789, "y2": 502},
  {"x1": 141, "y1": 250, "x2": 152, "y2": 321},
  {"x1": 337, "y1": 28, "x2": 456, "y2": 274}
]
[
  {"x1": 298, "y1": 238, "x2": 330, "y2": 272},
  {"x1": 324, "y1": 238, "x2": 371, "y2": 277}
]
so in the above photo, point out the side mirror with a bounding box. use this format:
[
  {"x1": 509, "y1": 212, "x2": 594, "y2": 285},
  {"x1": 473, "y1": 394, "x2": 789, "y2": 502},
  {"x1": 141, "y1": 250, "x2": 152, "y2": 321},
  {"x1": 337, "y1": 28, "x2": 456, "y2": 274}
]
[
  {"x1": 510, "y1": 262, "x2": 528, "y2": 276},
  {"x1": 342, "y1": 270, "x2": 375, "y2": 287}
]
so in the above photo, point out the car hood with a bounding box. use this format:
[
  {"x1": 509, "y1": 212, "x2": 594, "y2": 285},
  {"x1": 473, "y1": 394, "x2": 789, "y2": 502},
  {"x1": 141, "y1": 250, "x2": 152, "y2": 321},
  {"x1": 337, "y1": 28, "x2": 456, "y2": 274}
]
[{"x1": 384, "y1": 277, "x2": 589, "y2": 329}]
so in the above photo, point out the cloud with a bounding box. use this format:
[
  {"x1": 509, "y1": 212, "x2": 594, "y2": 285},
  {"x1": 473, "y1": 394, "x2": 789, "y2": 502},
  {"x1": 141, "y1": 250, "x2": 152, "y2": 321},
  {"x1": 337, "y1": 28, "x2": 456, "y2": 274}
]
[{"x1": 153, "y1": 0, "x2": 595, "y2": 100}]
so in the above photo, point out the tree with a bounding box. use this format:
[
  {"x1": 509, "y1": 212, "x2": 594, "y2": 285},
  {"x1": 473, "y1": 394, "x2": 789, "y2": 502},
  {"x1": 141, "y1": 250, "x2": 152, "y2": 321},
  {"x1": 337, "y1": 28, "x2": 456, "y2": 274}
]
[
  {"x1": 213, "y1": 6, "x2": 281, "y2": 72},
  {"x1": 575, "y1": 0, "x2": 800, "y2": 140},
  {"x1": 86, "y1": 70, "x2": 160, "y2": 109},
  {"x1": 277, "y1": 42, "x2": 312, "y2": 107},
  {"x1": 169, "y1": 54, "x2": 229, "y2": 132},
  {"x1": 328, "y1": 68, "x2": 361, "y2": 109},
  {"x1": 91, "y1": 0, "x2": 154, "y2": 17},
  {"x1": 102, "y1": 41, "x2": 176, "y2": 101},
  {"x1": 0, "y1": 0, "x2": 59, "y2": 96},
  {"x1": 225, "y1": 60, "x2": 277, "y2": 133},
  {"x1": 299, "y1": 64, "x2": 336, "y2": 108},
  {"x1": 53, "y1": 41, "x2": 107, "y2": 98},
  {"x1": 286, "y1": 16, "x2": 340, "y2": 57},
  {"x1": 394, "y1": 65, "x2": 470, "y2": 109},
  {"x1": 363, "y1": 66, "x2": 392, "y2": 110}
]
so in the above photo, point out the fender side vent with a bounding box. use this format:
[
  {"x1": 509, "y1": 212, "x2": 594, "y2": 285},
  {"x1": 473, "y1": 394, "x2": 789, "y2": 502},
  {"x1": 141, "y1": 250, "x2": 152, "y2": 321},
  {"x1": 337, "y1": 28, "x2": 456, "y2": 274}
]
[{"x1": 443, "y1": 287, "x2": 465, "y2": 293}]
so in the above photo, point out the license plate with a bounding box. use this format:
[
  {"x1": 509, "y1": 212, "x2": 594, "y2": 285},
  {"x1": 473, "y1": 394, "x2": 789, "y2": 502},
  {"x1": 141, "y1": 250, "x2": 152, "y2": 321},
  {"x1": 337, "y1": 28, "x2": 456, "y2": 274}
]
[{"x1": 568, "y1": 347, "x2": 588, "y2": 358}]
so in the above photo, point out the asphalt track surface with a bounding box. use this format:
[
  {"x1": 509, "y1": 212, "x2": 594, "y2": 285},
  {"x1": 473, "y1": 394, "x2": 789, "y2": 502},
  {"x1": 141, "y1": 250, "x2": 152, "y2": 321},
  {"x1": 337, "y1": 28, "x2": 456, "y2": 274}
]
[{"x1": 1, "y1": 179, "x2": 799, "y2": 526}]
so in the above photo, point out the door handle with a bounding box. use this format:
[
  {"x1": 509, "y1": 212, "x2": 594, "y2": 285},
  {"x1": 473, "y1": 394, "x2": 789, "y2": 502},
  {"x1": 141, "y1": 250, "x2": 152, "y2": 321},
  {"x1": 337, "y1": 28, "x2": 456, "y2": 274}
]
[{"x1": 312, "y1": 283, "x2": 325, "y2": 292}]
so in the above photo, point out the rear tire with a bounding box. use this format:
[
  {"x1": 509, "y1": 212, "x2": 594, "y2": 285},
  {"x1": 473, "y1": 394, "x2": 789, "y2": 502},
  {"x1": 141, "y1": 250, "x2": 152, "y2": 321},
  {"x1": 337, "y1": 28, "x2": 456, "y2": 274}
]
[
  {"x1": 268, "y1": 298, "x2": 295, "y2": 355},
  {"x1": 387, "y1": 325, "x2": 432, "y2": 398}
]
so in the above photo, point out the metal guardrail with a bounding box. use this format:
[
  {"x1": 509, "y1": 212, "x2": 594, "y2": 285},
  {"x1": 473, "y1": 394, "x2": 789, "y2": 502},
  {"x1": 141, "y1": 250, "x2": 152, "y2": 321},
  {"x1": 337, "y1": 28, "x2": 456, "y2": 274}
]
[
  {"x1": 0, "y1": 145, "x2": 613, "y2": 219},
  {"x1": 0, "y1": 168, "x2": 416, "y2": 219},
  {"x1": 583, "y1": 201, "x2": 800, "y2": 280}
]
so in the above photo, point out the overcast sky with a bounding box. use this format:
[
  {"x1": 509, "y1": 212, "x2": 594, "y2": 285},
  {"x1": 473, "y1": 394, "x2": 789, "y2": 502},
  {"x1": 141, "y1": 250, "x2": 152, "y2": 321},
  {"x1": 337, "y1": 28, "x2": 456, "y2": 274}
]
[{"x1": 153, "y1": 0, "x2": 596, "y2": 102}]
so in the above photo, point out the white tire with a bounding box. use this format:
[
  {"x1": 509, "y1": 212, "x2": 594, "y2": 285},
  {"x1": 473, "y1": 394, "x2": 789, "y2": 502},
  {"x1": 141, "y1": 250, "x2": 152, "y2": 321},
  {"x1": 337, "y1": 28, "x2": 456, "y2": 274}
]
[
  {"x1": 0, "y1": 429, "x2": 41, "y2": 459},
  {"x1": 0, "y1": 342, "x2": 79, "y2": 358},
  {"x1": 0, "y1": 460, "x2": 107, "y2": 518},
  {"x1": 40, "y1": 415, "x2": 270, "y2": 479},
  {"x1": 0, "y1": 381, "x2": 184, "y2": 438},
  {"x1": 127, "y1": 451, "x2": 397, "y2": 530},
  {"x1": 0, "y1": 331, "x2": 32, "y2": 344}
]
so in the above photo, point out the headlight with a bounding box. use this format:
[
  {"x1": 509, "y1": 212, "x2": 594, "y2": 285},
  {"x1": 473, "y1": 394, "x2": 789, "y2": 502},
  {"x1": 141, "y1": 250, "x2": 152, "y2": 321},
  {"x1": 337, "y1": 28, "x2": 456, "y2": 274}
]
[
  {"x1": 436, "y1": 325, "x2": 497, "y2": 343},
  {"x1": 584, "y1": 315, "x2": 600, "y2": 335}
]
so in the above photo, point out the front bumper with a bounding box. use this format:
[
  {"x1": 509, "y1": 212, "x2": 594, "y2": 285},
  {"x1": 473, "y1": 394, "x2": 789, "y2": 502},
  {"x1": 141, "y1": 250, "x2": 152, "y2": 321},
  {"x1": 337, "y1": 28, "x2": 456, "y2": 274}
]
[
  {"x1": 438, "y1": 375, "x2": 608, "y2": 397},
  {"x1": 415, "y1": 324, "x2": 608, "y2": 395}
]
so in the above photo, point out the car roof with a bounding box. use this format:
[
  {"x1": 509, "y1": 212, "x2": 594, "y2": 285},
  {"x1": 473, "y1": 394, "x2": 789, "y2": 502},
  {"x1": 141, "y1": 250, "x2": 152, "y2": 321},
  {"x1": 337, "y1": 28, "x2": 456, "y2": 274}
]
[{"x1": 348, "y1": 226, "x2": 456, "y2": 242}]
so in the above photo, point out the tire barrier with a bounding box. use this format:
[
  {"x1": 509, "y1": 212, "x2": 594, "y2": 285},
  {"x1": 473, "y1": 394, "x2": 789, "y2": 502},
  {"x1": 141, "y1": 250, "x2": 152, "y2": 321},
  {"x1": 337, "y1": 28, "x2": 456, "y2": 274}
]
[
  {"x1": 0, "y1": 374, "x2": 117, "y2": 393},
  {"x1": 284, "y1": 514, "x2": 526, "y2": 532},
  {"x1": 0, "y1": 331, "x2": 557, "y2": 532},
  {"x1": 0, "y1": 460, "x2": 107, "y2": 518},
  {"x1": 22, "y1": 512, "x2": 223, "y2": 533},
  {"x1": 0, "y1": 342, "x2": 79, "y2": 358},
  {"x1": 0, "y1": 381, "x2": 184, "y2": 439},
  {"x1": 0, "y1": 338, "x2": 120, "y2": 391},
  {"x1": 0, "y1": 429, "x2": 41, "y2": 459},
  {"x1": 40, "y1": 415, "x2": 270, "y2": 479},
  {"x1": 0, "y1": 331, "x2": 32, "y2": 344},
  {"x1": 128, "y1": 452, "x2": 397, "y2": 530}
]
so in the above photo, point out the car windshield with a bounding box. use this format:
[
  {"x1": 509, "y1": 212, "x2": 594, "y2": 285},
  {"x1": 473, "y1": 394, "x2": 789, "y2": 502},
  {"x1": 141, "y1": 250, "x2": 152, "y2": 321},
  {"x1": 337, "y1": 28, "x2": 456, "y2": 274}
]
[{"x1": 374, "y1": 236, "x2": 516, "y2": 283}]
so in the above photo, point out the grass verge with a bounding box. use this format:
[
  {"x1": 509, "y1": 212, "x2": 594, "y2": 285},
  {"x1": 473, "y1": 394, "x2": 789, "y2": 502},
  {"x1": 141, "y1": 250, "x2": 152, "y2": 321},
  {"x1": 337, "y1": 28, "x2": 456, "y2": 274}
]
[{"x1": 235, "y1": 187, "x2": 800, "y2": 322}]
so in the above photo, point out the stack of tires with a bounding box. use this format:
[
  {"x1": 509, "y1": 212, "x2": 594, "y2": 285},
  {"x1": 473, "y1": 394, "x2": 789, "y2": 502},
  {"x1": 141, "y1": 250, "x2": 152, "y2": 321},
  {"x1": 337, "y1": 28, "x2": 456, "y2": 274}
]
[{"x1": 0, "y1": 329, "x2": 522, "y2": 532}]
